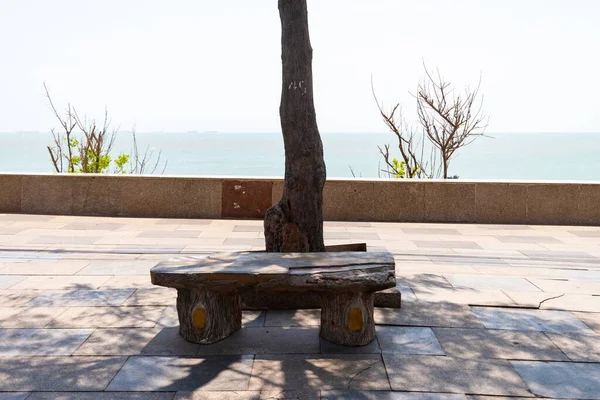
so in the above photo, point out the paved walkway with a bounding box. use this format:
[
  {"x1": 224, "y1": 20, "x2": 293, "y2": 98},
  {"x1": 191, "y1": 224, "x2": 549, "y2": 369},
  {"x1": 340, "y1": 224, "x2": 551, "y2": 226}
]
[{"x1": 0, "y1": 213, "x2": 599, "y2": 399}]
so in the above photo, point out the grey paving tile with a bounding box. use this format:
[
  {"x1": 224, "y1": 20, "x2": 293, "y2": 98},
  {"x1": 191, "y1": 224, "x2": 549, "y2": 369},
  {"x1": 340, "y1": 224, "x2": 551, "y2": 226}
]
[
  {"x1": 107, "y1": 355, "x2": 253, "y2": 391},
  {"x1": 0, "y1": 275, "x2": 25, "y2": 289},
  {"x1": 26, "y1": 289, "x2": 135, "y2": 307},
  {"x1": 10, "y1": 275, "x2": 111, "y2": 290},
  {"x1": 445, "y1": 274, "x2": 540, "y2": 291},
  {"x1": 411, "y1": 287, "x2": 516, "y2": 306},
  {"x1": 233, "y1": 225, "x2": 263, "y2": 232},
  {"x1": 413, "y1": 241, "x2": 481, "y2": 249},
  {"x1": 0, "y1": 289, "x2": 41, "y2": 306},
  {"x1": 471, "y1": 307, "x2": 596, "y2": 333},
  {"x1": 0, "y1": 328, "x2": 92, "y2": 356},
  {"x1": 546, "y1": 332, "x2": 600, "y2": 362},
  {"x1": 374, "y1": 302, "x2": 484, "y2": 328},
  {"x1": 320, "y1": 337, "x2": 381, "y2": 354},
  {"x1": 322, "y1": 392, "x2": 466, "y2": 400},
  {"x1": 496, "y1": 236, "x2": 562, "y2": 244},
  {"x1": 26, "y1": 393, "x2": 175, "y2": 400},
  {"x1": 140, "y1": 327, "x2": 200, "y2": 356},
  {"x1": 0, "y1": 260, "x2": 90, "y2": 275},
  {"x1": 384, "y1": 355, "x2": 531, "y2": 396},
  {"x1": 248, "y1": 354, "x2": 389, "y2": 391},
  {"x1": 156, "y1": 219, "x2": 212, "y2": 225},
  {"x1": 573, "y1": 312, "x2": 600, "y2": 334},
  {"x1": 434, "y1": 328, "x2": 568, "y2": 360},
  {"x1": 349, "y1": 232, "x2": 380, "y2": 240},
  {"x1": 398, "y1": 286, "x2": 417, "y2": 302},
  {"x1": 264, "y1": 309, "x2": 320, "y2": 327},
  {"x1": 122, "y1": 288, "x2": 177, "y2": 306},
  {"x1": 100, "y1": 275, "x2": 156, "y2": 289},
  {"x1": 376, "y1": 326, "x2": 444, "y2": 355},
  {"x1": 62, "y1": 222, "x2": 126, "y2": 231},
  {"x1": 0, "y1": 356, "x2": 126, "y2": 391},
  {"x1": 0, "y1": 227, "x2": 25, "y2": 235},
  {"x1": 396, "y1": 273, "x2": 452, "y2": 289},
  {"x1": 74, "y1": 328, "x2": 163, "y2": 356},
  {"x1": 0, "y1": 306, "x2": 67, "y2": 328},
  {"x1": 29, "y1": 236, "x2": 101, "y2": 245},
  {"x1": 520, "y1": 250, "x2": 596, "y2": 259},
  {"x1": 402, "y1": 227, "x2": 461, "y2": 235},
  {"x1": 137, "y1": 231, "x2": 201, "y2": 238},
  {"x1": 569, "y1": 230, "x2": 600, "y2": 238},
  {"x1": 428, "y1": 255, "x2": 509, "y2": 266},
  {"x1": 49, "y1": 306, "x2": 164, "y2": 328},
  {"x1": 529, "y1": 279, "x2": 600, "y2": 295},
  {"x1": 223, "y1": 238, "x2": 265, "y2": 246},
  {"x1": 174, "y1": 391, "x2": 318, "y2": 399},
  {"x1": 76, "y1": 261, "x2": 157, "y2": 276},
  {"x1": 477, "y1": 225, "x2": 532, "y2": 230},
  {"x1": 0, "y1": 393, "x2": 30, "y2": 400},
  {"x1": 541, "y1": 294, "x2": 600, "y2": 313},
  {"x1": 195, "y1": 327, "x2": 319, "y2": 355},
  {"x1": 156, "y1": 307, "x2": 265, "y2": 329},
  {"x1": 511, "y1": 361, "x2": 600, "y2": 399}
]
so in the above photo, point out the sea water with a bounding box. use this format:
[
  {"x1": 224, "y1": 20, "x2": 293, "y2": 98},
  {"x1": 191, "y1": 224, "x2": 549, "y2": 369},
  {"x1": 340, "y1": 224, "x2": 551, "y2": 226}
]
[{"x1": 1, "y1": 131, "x2": 599, "y2": 180}]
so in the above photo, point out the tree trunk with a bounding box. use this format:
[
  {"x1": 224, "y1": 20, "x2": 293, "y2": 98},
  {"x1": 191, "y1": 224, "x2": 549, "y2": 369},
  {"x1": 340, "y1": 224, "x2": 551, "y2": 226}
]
[{"x1": 264, "y1": 0, "x2": 326, "y2": 253}]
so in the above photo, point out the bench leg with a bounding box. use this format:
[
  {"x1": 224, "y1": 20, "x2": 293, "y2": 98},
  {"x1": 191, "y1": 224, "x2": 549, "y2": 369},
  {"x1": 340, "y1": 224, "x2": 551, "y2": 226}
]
[
  {"x1": 320, "y1": 291, "x2": 375, "y2": 346},
  {"x1": 176, "y1": 287, "x2": 242, "y2": 344}
]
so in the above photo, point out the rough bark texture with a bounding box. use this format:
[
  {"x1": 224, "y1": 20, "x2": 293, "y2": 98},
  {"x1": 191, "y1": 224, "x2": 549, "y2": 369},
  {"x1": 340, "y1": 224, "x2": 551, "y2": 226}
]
[
  {"x1": 176, "y1": 287, "x2": 242, "y2": 344},
  {"x1": 264, "y1": 0, "x2": 326, "y2": 253},
  {"x1": 320, "y1": 291, "x2": 376, "y2": 346}
]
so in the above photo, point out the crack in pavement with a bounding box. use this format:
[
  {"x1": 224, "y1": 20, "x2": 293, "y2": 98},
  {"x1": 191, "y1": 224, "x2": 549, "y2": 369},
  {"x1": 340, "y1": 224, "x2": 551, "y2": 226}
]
[
  {"x1": 538, "y1": 293, "x2": 565, "y2": 308},
  {"x1": 346, "y1": 360, "x2": 380, "y2": 389}
]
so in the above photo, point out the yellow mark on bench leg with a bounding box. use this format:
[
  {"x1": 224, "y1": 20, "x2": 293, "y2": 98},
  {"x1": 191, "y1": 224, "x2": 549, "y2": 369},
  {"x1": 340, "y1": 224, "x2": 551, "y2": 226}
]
[
  {"x1": 192, "y1": 307, "x2": 206, "y2": 329},
  {"x1": 348, "y1": 307, "x2": 363, "y2": 332}
]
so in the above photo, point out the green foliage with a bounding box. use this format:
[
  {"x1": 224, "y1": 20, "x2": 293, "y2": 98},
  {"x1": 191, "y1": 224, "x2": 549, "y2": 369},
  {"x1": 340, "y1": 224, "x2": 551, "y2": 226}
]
[
  {"x1": 114, "y1": 154, "x2": 130, "y2": 174},
  {"x1": 391, "y1": 158, "x2": 406, "y2": 178}
]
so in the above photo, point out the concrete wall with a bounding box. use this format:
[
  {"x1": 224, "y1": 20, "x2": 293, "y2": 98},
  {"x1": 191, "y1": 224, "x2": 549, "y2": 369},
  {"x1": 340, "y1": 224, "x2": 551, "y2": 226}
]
[{"x1": 0, "y1": 173, "x2": 598, "y2": 225}]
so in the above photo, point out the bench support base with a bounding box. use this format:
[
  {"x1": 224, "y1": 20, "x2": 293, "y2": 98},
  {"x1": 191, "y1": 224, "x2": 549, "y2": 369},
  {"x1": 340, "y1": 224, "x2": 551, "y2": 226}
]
[
  {"x1": 176, "y1": 287, "x2": 242, "y2": 344},
  {"x1": 320, "y1": 291, "x2": 375, "y2": 346}
]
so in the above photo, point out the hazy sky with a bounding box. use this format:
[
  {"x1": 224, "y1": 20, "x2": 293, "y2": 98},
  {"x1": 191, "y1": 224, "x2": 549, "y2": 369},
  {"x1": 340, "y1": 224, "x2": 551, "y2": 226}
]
[{"x1": 1, "y1": 0, "x2": 599, "y2": 133}]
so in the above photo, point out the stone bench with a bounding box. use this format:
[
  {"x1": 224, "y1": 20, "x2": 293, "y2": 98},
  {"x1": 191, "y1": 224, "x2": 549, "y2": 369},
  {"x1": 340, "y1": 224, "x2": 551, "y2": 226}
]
[{"x1": 151, "y1": 251, "x2": 396, "y2": 346}]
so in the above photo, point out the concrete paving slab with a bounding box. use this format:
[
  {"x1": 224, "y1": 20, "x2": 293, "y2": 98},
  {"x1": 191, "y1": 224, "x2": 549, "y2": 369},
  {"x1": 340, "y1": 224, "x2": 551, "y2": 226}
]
[
  {"x1": 375, "y1": 302, "x2": 484, "y2": 328},
  {"x1": 140, "y1": 327, "x2": 200, "y2": 356},
  {"x1": 434, "y1": 328, "x2": 568, "y2": 360},
  {"x1": 396, "y1": 273, "x2": 452, "y2": 289},
  {"x1": 174, "y1": 390, "x2": 318, "y2": 399},
  {"x1": 76, "y1": 261, "x2": 157, "y2": 276},
  {"x1": 512, "y1": 361, "x2": 600, "y2": 399},
  {"x1": 0, "y1": 261, "x2": 89, "y2": 275},
  {"x1": 10, "y1": 275, "x2": 111, "y2": 290},
  {"x1": 0, "y1": 393, "x2": 30, "y2": 400},
  {"x1": 384, "y1": 355, "x2": 532, "y2": 396},
  {"x1": 541, "y1": 294, "x2": 600, "y2": 313},
  {"x1": 49, "y1": 306, "x2": 164, "y2": 328},
  {"x1": 546, "y1": 332, "x2": 600, "y2": 362},
  {"x1": 248, "y1": 354, "x2": 389, "y2": 391},
  {"x1": 100, "y1": 275, "x2": 157, "y2": 289},
  {"x1": 412, "y1": 287, "x2": 516, "y2": 306},
  {"x1": 0, "y1": 275, "x2": 25, "y2": 289},
  {"x1": 195, "y1": 327, "x2": 319, "y2": 355},
  {"x1": 445, "y1": 274, "x2": 540, "y2": 291},
  {"x1": 107, "y1": 355, "x2": 253, "y2": 392},
  {"x1": 0, "y1": 306, "x2": 67, "y2": 328},
  {"x1": 414, "y1": 241, "x2": 481, "y2": 249},
  {"x1": 322, "y1": 392, "x2": 467, "y2": 400},
  {"x1": 376, "y1": 326, "x2": 444, "y2": 355},
  {"x1": 573, "y1": 312, "x2": 600, "y2": 333},
  {"x1": 26, "y1": 289, "x2": 135, "y2": 307},
  {"x1": 471, "y1": 307, "x2": 596, "y2": 333},
  {"x1": 0, "y1": 289, "x2": 42, "y2": 306},
  {"x1": 0, "y1": 356, "x2": 126, "y2": 391},
  {"x1": 74, "y1": 328, "x2": 162, "y2": 356},
  {"x1": 529, "y1": 279, "x2": 600, "y2": 295},
  {"x1": 26, "y1": 392, "x2": 175, "y2": 399},
  {"x1": 264, "y1": 309, "x2": 320, "y2": 327},
  {"x1": 0, "y1": 328, "x2": 92, "y2": 356},
  {"x1": 122, "y1": 288, "x2": 177, "y2": 306}
]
